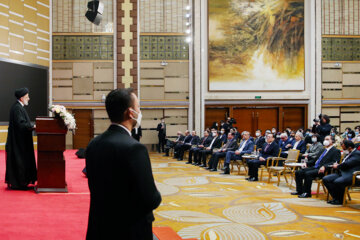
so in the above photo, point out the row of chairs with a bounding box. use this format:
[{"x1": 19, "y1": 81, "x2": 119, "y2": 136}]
[{"x1": 175, "y1": 146, "x2": 360, "y2": 206}]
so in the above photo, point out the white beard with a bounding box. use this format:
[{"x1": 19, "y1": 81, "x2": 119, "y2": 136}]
[{"x1": 23, "y1": 100, "x2": 29, "y2": 106}]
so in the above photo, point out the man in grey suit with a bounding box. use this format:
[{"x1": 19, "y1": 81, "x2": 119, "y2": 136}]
[
  {"x1": 323, "y1": 140, "x2": 360, "y2": 205},
  {"x1": 85, "y1": 88, "x2": 161, "y2": 240}
]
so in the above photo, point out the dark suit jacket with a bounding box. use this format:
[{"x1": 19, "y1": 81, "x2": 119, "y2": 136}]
[
  {"x1": 85, "y1": 125, "x2": 161, "y2": 240},
  {"x1": 182, "y1": 135, "x2": 193, "y2": 144},
  {"x1": 219, "y1": 134, "x2": 227, "y2": 144},
  {"x1": 238, "y1": 140, "x2": 255, "y2": 155},
  {"x1": 337, "y1": 150, "x2": 360, "y2": 180},
  {"x1": 221, "y1": 138, "x2": 238, "y2": 152},
  {"x1": 131, "y1": 126, "x2": 142, "y2": 141},
  {"x1": 308, "y1": 146, "x2": 341, "y2": 168},
  {"x1": 279, "y1": 138, "x2": 293, "y2": 152},
  {"x1": 188, "y1": 135, "x2": 200, "y2": 145},
  {"x1": 254, "y1": 136, "x2": 265, "y2": 150},
  {"x1": 208, "y1": 136, "x2": 222, "y2": 150},
  {"x1": 156, "y1": 123, "x2": 166, "y2": 137},
  {"x1": 292, "y1": 140, "x2": 307, "y2": 154},
  {"x1": 260, "y1": 141, "x2": 280, "y2": 159},
  {"x1": 202, "y1": 136, "x2": 213, "y2": 147}
]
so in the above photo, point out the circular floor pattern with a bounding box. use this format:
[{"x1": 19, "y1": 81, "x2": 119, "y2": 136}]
[
  {"x1": 202, "y1": 223, "x2": 266, "y2": 240},
  {"x1": 163, "y1": 176, "x2": 209, "y2": 186},
  {"x1": 156, "y1": 210, "x2": 231, "y2": 223},
  {"x1": 223, "y1": 202, "x2": 297, "y2": 225},
  {"x1": 155, "y1": 182, "x2": 180, "y2": 196}
]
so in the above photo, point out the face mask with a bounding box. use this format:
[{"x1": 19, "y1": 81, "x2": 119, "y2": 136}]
[
  {"x1": 356, "y1": 131, "x2": 359, "y2": 136},
  {"x1": 348, "y1": 134, "x2": 352, "y2": 137},
  {"x1": 221, "y1": 131, "x2": 225, "y2": 134},
  {"x1": 309, "y1": 133, "x2": 313, "y2": 137},
  {"x1": 343, "y1": 150, "x2": 349, "y2": 155},
  {"x1": 130, "y1": 109, "x2": 142, "y2": 129},
  {"x1": 272, "y1": 130, "x2": 276, "y2": 133},
  {"x1": 323, "y1": 140, "x2": 330, "y2": 147},
  {"x1": 312, "y1": 137, "x2": 317, "y2": 143},
  {"x1": 212, "y1": 132, "x2": 216, "y2": 137},
  {"x1": 331, "y1": 133, "x2": 335, "y2": 136},
  {"x1": 255, "y1": 132, "x2": 260, "y2": 137}
]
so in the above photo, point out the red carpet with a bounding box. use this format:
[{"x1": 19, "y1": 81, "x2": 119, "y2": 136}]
[{"x1": 0, "y1": 150, "x2": 89, "y2": 240}]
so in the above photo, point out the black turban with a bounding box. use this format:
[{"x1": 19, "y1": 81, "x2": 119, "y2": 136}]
[{"x1": 15, "y1": 88, "x2": 29, "y2": 99}]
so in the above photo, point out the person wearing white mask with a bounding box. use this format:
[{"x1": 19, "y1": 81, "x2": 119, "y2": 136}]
[
  {"x1": 219, "y1": 128, "x2": 227, "y2": 144},
  {"x1": 292, "y1": 135, "x2": 341, "y2": 198},
  {"x1": 254, "y1": 129, "x2": 265, "y2": 150},
  {"x1": 301, "y1": 134, "x2": 323, "y2": 162}
]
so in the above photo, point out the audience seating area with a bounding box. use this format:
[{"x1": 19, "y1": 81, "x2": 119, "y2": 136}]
[{"x1": 161, "y1": 124, "x2": 360, "y2": 206}]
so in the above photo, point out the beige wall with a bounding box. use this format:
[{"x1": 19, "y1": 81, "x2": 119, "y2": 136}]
[{"x1": 0, "y1": 0, "x2": 50, "y2": 66}]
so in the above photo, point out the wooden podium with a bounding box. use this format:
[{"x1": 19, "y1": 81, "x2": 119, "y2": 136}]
[{"x1": 35, "y1": 117, "x2": 68, "y2": 193}]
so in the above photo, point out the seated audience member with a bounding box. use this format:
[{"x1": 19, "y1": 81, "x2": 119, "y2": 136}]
[
  {"x1": 354, "y1": 135, "x2": 360, "y2": 149},
  {"x1": 291, "y1": 132, "x2": 307, "y2": 154},
  {"x1": 304, "y1": 129, "x2": 313, "y2": 145},
  {"x1": 179, "y1": 131, "x2": 200, "y2": 161},
  {"x1": 289, "y1": 131, "x2": 296, "y2": 142},
  {"x1": 233, "y1": 128, "x2": 241, "y2": 140},
  {"x1": 187, "y1": 130, "x2": 212, "y2": 164},
  {"x1": 207, "y1": 132, "x2": 238, "y2": 171},
  {"x1": 198, "y1": 130, "x2": 222, "y2": 167},
  {"x1": 271, "y1": 127, "x2": 277, "y2": 135},
  {"x1": 220, "y1": 120, "x2": 230, "y2": 134},
  {"x1": 292, "y1": 135, "x2": 340, "y2": 198},
  {"x1": 323, "y1": 140, "x2": 360, "y2": 205},
  {"x1": 346, "y1": 130, "x2": 355, "y2": 141},
  {"x1": 163, "y1": 131, "x2": 185, "y2": 157},
  {"x1": 221, "y1": 131, "x2": 254, "y2": 174},
  {"x1": 279, "y1": 133, "x2": 293, "y2": 157},
  {"x1": 174, "y1": 130, "x2": 192, "y2": 159},
  {"x1": 219, "y1": 128, "x2": 227, "y2": 144},
  {"x1": 331, "y1": 127, "x2": 342, "y2": 148},
  {"x1": 342, "y1": 127, "x2": 352, "y2": 139},
  {"x1": 302, "y1": 134, "x2": 323, "y2": 162},
  {"x1": 247, "y1": 133, "x2": 279, "y2": 181},
  {"x1": 254, "y1": 129, "x2": 265, "y2": 151}
]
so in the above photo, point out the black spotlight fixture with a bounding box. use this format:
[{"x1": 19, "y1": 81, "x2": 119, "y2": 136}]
[{"x1": 85, "y1": 0, "x2": 104, "y2": 26}]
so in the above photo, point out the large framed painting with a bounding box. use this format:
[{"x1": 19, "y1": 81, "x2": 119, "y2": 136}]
[{"x1": 208, "y1": 0, "x2": 305, "y2": 91}]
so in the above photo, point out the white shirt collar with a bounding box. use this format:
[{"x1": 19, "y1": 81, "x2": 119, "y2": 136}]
[
  {"x1": 18, "y1": 100, "x2": 24, "y2": 107},
  {"x1": 112, "y1": 123, "x2": 131, "y2": 136}
]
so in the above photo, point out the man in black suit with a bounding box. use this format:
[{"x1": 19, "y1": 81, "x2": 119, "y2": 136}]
[
  {"x1": 323, "y1": 140, "x2": 360, "y2": 205},
  {"x1": 254, "y1": 129, "x2": 265, "y2": 151},
  {"x1": 293, "y1": 135, "x2": 340, "y2": 198},
  {"x1": 174, "y1": 130, "x2": 192, "y2": 159},
  {"x1": 163, "y1": 131, "x2": 185, "y2": 157},
  {"x1": 187, "y1": 130, "x2": 212, "y2": 164},
  {"x1": 156, "y1": 118, "x2": 166, "y2": 153},
  {"x1": 131, "y1": 126, "x2": 142, "y2": 141},
  {"x1": 247, "y1": 133, "x2": 279, "y2": 181},
  {"x1": 198, "y1": 130, "x2": 222, "y2": 167},
  {"x1": 207, "y1": 132, "x2": 238, "y2": 171},
  {"x1": 85, "y1": 88, "x2": 161, "y2": 240},
  {"x1": 178, "y1": 130, "x2": 200, "y2": 161}
]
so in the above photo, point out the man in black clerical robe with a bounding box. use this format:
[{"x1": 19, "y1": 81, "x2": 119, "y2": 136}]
[
  {"x1": 5, "y1": 88, "x2": 37, "y2": 190},
  {"x1": 86, "y1": 88, "x2": 161, "y2": 240}
]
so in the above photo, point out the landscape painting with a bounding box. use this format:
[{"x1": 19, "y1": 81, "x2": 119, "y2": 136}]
[{"x1": 208, "y1": 0, "x2": 305, "y2": 91}]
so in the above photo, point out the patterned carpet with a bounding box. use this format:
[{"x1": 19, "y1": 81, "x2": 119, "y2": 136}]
[{"x1": 150, "y1": 153, "x2": 360, "y2": 240}]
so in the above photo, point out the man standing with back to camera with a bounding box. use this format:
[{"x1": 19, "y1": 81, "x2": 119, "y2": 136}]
[
  {"x1": 85, "y1": 88, "x2": 162, "y2": 240},
  {"x1": 5, "y1": 88, "x2": 37, "y2": 190}
]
